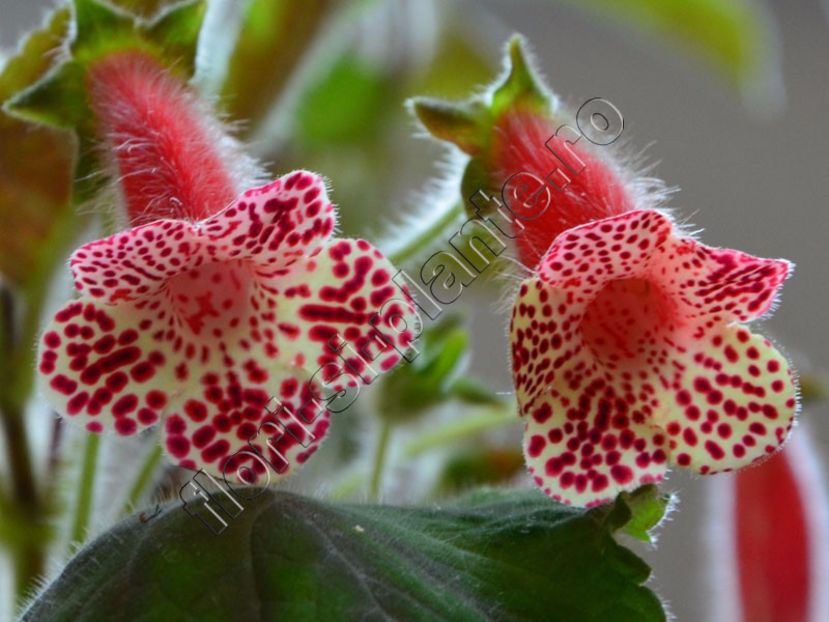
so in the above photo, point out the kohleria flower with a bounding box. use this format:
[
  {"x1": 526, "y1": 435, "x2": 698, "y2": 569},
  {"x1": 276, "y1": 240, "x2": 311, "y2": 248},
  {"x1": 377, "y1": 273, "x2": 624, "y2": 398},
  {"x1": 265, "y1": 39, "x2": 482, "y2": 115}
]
[
  {"x1": 510, "y1": 209, "x2": 797, "y2": 507},
  {"x1": 35, "y1": 52, "x2": 416, "y2": 481}
]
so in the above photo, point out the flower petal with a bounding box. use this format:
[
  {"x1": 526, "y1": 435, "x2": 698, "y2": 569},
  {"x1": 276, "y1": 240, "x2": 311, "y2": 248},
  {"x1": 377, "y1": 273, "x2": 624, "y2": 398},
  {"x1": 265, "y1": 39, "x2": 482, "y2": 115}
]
[
  {"x1": 657, "y1": 324, "x2": 797, "y2": 473},
  {"x1": 268, "y1": 238, "x2": 419, "y2": 387},
  {"x1": 37, "y1": 297, "x2": 176, "y2": 435},
  {"x1": 521, "y1": 389, "x2": 668, "y2": 507},
  {"x1": 511, "y1": 208, "x2": 798, "y2": 505},
  {"x1": 201, "y1": 170, "x2": 336, "y2": 272},
  {"x1": 536, "y1": 209, "x2": 673, "y2": 287},
  {"x1": 510, "y1": 278, "x2": 585, "y2": 407},
  {"x1": 69, "y1": 170, "x2": 337, "y2": 306},
  {"x1": 70, "y1": 219, "x2": 203, "y2": 303},
  {"x1": 660, "y1": 239, "x2": 791, "y2": 324},
  {"x1": 161, "y1": 361, "x2": 330, "y2": 482}
]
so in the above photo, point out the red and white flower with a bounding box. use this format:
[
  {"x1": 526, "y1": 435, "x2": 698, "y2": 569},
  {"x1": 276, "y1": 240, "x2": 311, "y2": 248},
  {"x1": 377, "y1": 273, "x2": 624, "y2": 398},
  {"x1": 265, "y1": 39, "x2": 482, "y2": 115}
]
[
  {"x1": 510, "y1": 209, "x2": 797, "y2": 507},
  {"x1": 38, "y1": 170, "x2": 416, "y2": 479}
]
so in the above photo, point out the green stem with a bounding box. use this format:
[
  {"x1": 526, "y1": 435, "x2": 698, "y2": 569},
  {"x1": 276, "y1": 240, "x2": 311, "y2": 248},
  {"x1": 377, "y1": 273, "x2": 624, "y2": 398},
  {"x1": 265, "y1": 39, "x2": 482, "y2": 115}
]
[
  {"x1": 369, "y1": 419, "x2": 393, "y2": 501},
  {"x1": 69, "y1": 434, "x2": 100, "y2": 548},
  {"x1": 387, "y1": 203, "x2": 464, "y2": 265},
  {"x1": 404, "y1": 404, "x2": 518, "y2": 458},
  {"x1": 120, "y1": 445, "x2": 163, "y2": 516}
]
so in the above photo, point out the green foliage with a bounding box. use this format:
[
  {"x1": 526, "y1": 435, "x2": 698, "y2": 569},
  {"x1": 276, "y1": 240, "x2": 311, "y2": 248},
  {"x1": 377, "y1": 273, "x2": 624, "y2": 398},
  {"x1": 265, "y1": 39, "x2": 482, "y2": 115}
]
[
  {"x1": 410, "y1": 97, "x2": 488, "y2": 155},
  {"x1": 602, "y1": 485, "x2": 672, "y2": 544},
  {"x1": 23, "y1": 488, "x2": 667, "y2": 621},
  {"x1": 411, "y1": 36, "x2": 559, "y2": 223},
  {"x1": 7, "y1": 0, "x2": 205, "y2": 131},
  {"x1": 490, "y1": 36, "x2": 551, "y2": 118}
]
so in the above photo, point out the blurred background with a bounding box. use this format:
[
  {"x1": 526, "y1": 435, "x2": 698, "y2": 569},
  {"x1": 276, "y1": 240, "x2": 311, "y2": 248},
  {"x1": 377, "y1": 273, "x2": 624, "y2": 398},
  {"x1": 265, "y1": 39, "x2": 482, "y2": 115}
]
[{"x1": 1, "y1": 0, "x2": 827, "y2": 620}]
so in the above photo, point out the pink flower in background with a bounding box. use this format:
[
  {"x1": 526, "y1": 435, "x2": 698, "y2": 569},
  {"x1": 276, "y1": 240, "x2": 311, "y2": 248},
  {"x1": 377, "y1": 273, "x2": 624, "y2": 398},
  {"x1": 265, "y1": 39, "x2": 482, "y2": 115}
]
[
  {"x1": 510, "y1": 209, "x2": 797, "y2": 507},
  {"x1": 709, "y1": 426, "x2": 829, "y2": 622}
]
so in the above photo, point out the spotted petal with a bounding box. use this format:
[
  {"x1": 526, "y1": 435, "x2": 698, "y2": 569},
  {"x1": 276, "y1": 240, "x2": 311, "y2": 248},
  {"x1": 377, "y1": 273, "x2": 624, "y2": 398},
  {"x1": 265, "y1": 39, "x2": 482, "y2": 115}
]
[
  {"x1": 660, "y1": 239, "x2": 791, "y2": 324},
  {"x1": 522, "y1": 386, "x2": 668, "y2": 508},
  {"x1": 270, "y1": 238, "x2": 419, "y2": 388},
  {"x1": 69, "y1": 170, "x2": 336, "y2": 305},
  {"x1": 201, "y1": 170, "x2": 336, "y2": 272},
  {"x1": 656, "y1": 325, "x2": 797, "y2": 474},
  {"x1": 38, "y1": 297, "x2": 176, "y2": 435},
  {"x1": 70, "y1": 219, "x2": 205, "y2": 303}
]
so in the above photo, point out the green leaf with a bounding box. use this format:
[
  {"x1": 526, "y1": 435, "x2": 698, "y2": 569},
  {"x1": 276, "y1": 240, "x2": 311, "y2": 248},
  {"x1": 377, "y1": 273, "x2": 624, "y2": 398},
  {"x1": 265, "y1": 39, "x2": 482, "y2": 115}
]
[
  {"x1": 599, "y1": 485, "x2": 672, "y2": 544},
  {"x1": 446, "y1": 377, "x2": 502, "y2": 405},
  {"x1": 23, "y1": 488, "x2": 667, "y2": 621},
  {"x1": 144, "y1": 0, "x2": 207, "y2": 72},
  {"x1": 109, "y1": 0, "x2": 185, "y2": 18},
  {"x1": 221, "y1": 0, "x2": 342, "y2": 131},
  {"x1": 562, "y1": 0, "x2": 777, "y2": 94}
]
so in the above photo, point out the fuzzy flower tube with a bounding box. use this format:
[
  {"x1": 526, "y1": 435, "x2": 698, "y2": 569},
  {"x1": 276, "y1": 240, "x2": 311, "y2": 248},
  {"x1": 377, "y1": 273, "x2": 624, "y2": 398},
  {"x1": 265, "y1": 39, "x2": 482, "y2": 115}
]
[
  {"x1": 413, "y1": 37, "x2": 798, "y2": 506},
  {"x1": 36, "y1": 51, "x2": 416, "y2": 480}
]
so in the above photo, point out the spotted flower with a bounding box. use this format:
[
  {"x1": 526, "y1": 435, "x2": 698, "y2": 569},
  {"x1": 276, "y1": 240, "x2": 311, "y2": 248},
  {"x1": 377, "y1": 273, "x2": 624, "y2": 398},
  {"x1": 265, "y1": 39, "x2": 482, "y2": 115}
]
[
  {"x1": 38, "y1": 170, "x2": 416, "y2": 479},
  {"x1": 510, "y1": 209, "x2": 797, "y2": 507}
]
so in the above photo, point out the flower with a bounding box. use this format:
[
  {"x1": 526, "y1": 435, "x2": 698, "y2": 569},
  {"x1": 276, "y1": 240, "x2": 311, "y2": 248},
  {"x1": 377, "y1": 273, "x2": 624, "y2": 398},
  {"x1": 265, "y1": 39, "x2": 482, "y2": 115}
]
[
  {"x1": 38, "y1": 170, "x2": 417, "y2": 479},
  {"x1": 510, "y1": 209, "x2": 797, "y2": 507}
]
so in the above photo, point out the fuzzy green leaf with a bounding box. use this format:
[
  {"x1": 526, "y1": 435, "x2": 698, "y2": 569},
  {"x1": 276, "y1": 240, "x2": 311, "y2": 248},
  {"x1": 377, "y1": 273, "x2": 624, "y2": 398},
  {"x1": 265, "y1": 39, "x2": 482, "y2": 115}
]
[
  {"x1": 379, "y1": 317, "x2": 476, "y2": 420},
  {"x1": 23, "y1": 488, "x2": 667, "y2": 621}
]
